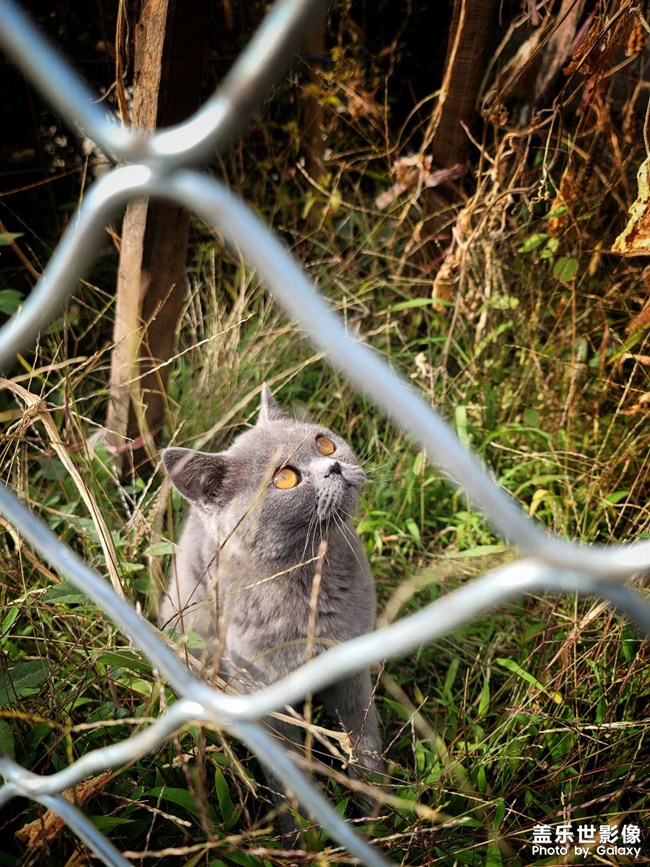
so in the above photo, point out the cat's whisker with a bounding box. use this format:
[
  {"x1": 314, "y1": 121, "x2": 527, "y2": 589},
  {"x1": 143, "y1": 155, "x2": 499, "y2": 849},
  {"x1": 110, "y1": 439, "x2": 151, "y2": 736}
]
[
  {"x1": 332, "y1": 512, "x2": 371, "y2": 588},
  {"x1": 300, "y1": 507, "x2": 318, "y2": 564},
  {"x1": 359, "y1": 449, "x2": 397, "y2": 468},
  {"x1": 358, "y1": 467, "x2": 397, "y2": 481}
]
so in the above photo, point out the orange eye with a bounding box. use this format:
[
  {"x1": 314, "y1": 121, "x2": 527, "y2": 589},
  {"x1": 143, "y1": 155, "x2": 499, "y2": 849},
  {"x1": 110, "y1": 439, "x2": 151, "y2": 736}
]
[
  {"x1": 272, "y1": 467, "x2": 300, "y2": 489},
  {"x1": 316, "y1": 435, "x2": 336, "y2": 456}
]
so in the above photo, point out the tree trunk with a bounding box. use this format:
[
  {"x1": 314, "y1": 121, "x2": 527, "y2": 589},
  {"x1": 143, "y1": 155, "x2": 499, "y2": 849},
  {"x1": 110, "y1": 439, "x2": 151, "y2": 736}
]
[
  {"x1": 106, "y1": 0, "x2": 211, "y2": 475},
  {"x1": 299, "y1": 17, "x2": 327, "y2": 182},
  {"x1": 429, "y1": 0, "x2": 500, "y2": 170},
  {"x1": 533, "y1": 0, "x2": 587, "y2": 111}
]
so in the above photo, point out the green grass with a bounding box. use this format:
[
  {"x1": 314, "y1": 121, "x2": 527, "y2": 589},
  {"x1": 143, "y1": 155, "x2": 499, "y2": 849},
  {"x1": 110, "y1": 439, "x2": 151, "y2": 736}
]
[{"x1": 1, "y1": 124, "x2": 650, "y2": 866}]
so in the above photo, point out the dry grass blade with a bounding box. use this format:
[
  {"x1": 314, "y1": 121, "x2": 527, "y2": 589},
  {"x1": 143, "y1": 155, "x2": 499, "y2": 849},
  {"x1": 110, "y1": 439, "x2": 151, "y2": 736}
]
[{"x1": 0, "y1": 377, "x2": 125, "y2": 598}]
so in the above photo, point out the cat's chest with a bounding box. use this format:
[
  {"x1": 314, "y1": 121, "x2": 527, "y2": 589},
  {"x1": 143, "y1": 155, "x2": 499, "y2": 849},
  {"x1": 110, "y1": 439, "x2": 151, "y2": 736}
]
[
  {"x1": 217, "y1": 530, "x2": 374, "y2": 675},
  {"x1": 223, "y1": 575, "x2": 353, "y2": 680},
  {"x1": 225, "y1": 558, "x2": 363, "y2": 653},
  {"x1": 228, "y1": 566, "x2": 347, "y2": 625}
]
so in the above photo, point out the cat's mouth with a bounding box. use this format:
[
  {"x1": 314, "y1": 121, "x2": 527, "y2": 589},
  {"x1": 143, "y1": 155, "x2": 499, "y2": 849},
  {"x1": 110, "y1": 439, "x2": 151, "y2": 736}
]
[
  {"x1": 316, "y1": 468, "x2": 363, "y2": 521},
  {"x1": 330, "y1": 462, "x2": 366, "y2": 488}
]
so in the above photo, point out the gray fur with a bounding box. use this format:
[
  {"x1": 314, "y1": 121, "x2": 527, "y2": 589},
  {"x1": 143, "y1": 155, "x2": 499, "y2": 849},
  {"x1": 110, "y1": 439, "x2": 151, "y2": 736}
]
[{"x1": 160, "y1": 387, "x2": 383, "y2": 821}]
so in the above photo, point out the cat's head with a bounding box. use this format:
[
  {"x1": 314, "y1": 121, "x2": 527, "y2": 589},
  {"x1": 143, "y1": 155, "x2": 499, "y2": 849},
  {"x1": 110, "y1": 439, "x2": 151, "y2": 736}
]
[{"x1": 161, "y1": 387, "x2": 365, "y2": 561}]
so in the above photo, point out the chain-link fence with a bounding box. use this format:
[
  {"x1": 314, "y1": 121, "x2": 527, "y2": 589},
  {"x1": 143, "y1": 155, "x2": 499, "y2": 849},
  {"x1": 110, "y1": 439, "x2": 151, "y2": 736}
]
[{"x1": 0, "y1": 1, "x2": 649, "y2": 864}]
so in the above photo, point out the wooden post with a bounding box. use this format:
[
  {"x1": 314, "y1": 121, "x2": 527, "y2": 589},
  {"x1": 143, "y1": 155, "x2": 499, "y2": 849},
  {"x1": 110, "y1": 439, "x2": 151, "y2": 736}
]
[{"x1": 106, "y1": 0, "x2": 210, "y2": 474}]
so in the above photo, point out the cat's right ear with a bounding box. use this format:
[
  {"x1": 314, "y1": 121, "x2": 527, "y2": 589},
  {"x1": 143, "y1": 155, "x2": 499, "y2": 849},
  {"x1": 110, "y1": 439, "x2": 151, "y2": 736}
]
[
  {"x1": 162, "y1": 447, "x2": 229, "y2": 508},
  {"x1": 257, "y1": 385, "x2": 290, "y2": 425}
]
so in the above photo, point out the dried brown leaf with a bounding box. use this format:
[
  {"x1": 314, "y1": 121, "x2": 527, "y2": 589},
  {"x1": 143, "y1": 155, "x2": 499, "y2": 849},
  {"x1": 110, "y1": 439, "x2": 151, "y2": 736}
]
[
  {"x1": 15, "y1": 772, "x2": 112, "y2": 849},
  {"x1": 626, "y1": 18, "x2": 645, "y2": 56},
  {"x1": 612, "y1": 158, "x2": 650, "y2": 255}
]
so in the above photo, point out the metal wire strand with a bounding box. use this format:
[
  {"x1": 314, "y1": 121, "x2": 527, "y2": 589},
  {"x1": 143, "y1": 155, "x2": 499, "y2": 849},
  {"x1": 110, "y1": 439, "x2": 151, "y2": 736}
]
[{"x1": 0, "y1": 0, "x2": 327, "y2": 166}]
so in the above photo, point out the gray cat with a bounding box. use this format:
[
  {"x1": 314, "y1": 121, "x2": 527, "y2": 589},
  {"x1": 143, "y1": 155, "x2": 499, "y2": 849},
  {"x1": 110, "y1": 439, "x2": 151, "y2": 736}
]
[{"x1": 159, "y1": 387, "x2": 383, "y2": 826}]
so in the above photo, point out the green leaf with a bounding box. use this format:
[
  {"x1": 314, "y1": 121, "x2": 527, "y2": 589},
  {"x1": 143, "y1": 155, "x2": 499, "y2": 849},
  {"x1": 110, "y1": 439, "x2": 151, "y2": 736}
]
[
  {"x1": 146, "y1": 786, "x2": 216, "y2": 821},
  {"x1": 455, "y1": 404, "x2": 469, "y2": 447},
  {"x1": 0, "y1": 721, "x2": 16, "y2": 759},
  {"x1": 1, "y1": 605, "x2": 20, "y2": 637},
  {"x1": 412, "y1": 450, "x2": 427, "y2": 475},
  {"x1": 0, "y1": 660, "x2": 49, "y2": 707},
  {"x1": 215, "y1": 851, "x2": 257, "y2": 866},
  {"x1": 382, "y1": 697, "x2": 413, "y2": 721},
  {"x1": 42, "y1": 582, "x2": 88, "y2": 604},
  {"x1": 485, "y1": 839, "x2": 504, "y2": 867},
  {"x1": 94, "y1": 651, "x2": 152, "y2": 674},
  {"x1": 496, "y1": 658, "x2": 562, "y2": 704},
  {"x1": 90, "y1": 817, "x2": 135, "y2": 832},
  {"x1": 518, "y1": 233, "x2": 549, "y2": 253},
  {"x1": 143, "y1": 540, "x2": 179, "y2": 556},
  {"x1": 391, "y1": 297, "x2": 440, "y2": 312},
  {"x1": 553, "y1": 256, "x2": 578, "y2": 283},
  {"x1": 621, "y1": 626, "x2": 638, "y2": 663},
  {"x1": 335, "y1": 796, "x2": 349, "y2": 817},
  {"x1": 443, "y1": 544, "x2": 508, "y2": 559},
  {"x1": 0, "y1": 233, "x2": 23, "y2": 247},
  {"x1": 405, "y1": 518, "x2": 421, "y2": 545},
  {"x1": 477, "y1": 677, "x2": 490, "y2": 718},
  {"x1": 443, "y1": 657, "x2": 460, "y2": 698},
  {"x1": 0, "y1": 289, "x2": 23, "y2": 314},
  {"x1": 214, "y1": 767, "x2": 237, "y2": 829},
  {"x1": 605, "y1": 490, "x2": 629, "y2": 505},
  {"x1": 183, "y1": 853, "x2": 208, "y2": 867},
  {"x1": 540, "y1": 237, "x2": 560, "y2": 260}
]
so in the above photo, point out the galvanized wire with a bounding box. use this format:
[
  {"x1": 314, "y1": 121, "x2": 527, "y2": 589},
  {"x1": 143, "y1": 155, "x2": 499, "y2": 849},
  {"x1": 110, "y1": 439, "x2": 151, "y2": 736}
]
[{"x1": 0, "y1": 1, "x2": 648, "y2": 864}]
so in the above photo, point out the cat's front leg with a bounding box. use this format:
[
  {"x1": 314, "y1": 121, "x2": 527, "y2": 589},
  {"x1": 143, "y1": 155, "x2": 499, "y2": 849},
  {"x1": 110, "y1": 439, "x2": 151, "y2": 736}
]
[
  {"x1": 259, "y1": 714, "x2": 306, "y2": 845},
  {"x1": 320, "y1": 670, "x2": 384, "y2": 795}
]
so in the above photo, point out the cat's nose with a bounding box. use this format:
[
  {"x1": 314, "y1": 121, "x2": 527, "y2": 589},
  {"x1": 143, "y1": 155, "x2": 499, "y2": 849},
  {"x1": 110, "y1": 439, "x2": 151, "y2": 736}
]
[{"x1": 325, "y1": 460, "x2": 342, "y2": 478}]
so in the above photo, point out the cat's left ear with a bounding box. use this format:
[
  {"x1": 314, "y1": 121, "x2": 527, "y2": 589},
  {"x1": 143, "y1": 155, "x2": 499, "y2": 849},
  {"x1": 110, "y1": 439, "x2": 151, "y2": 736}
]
[
  {"x1": 257, "y1": 385, "x2": 290, "y2": 425},
  {"x1": 162, "y1": 447, "x2": 230, "y2": 509}
]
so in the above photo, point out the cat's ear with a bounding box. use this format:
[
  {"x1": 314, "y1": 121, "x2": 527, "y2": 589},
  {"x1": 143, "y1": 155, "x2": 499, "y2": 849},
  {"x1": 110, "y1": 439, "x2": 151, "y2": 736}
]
[
  {"x1": 162, "y1": 447, "x2": 229, "y2": 508},
  {"x1": 257, "y1": 385, "x2": 289, "y2": 425}
]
